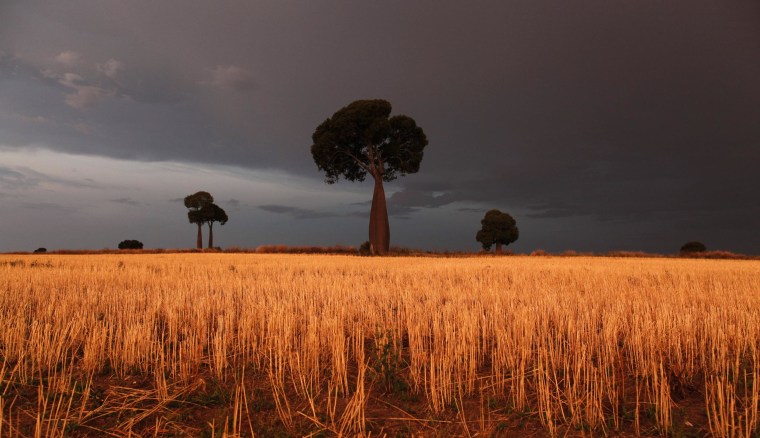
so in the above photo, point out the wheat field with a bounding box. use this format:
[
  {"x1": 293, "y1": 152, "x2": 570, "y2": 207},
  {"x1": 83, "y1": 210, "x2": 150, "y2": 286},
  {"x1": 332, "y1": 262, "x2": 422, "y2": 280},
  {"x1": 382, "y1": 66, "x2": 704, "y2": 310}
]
[{"x1": 0, "y1": 254, "x2": 758, "y2": 437}]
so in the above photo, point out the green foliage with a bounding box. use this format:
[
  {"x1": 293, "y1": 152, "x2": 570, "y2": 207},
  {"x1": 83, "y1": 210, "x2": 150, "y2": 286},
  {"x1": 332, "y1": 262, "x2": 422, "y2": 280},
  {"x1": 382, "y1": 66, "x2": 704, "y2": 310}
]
[
  {"x1": 200, "y1": 203, "x2": 228, "y2": 226},
  {"x1": 184, "y1": 191, "x2": 213, "y2": 210},
  {"x1": 680, "y1": 241, "x2": 706, "y2": 254},
  {"x1": 185, "y1": 191, "x2": 214, "y2": 225},
  {"x1": 476, "y1": 209, "x2": 519, "y2": 251},
  {"x1": 118, "y1": 239, "x2": 143, "y2": 250},
  {"x1": 190, "y1": 380, "x2": 231, "y2": 407},
  {"x1": 370, "y1": 330, "x2": 408, "y2": 394},
  {"x1": 310, "y1": 99, "x2": 428, "y2": 183}
]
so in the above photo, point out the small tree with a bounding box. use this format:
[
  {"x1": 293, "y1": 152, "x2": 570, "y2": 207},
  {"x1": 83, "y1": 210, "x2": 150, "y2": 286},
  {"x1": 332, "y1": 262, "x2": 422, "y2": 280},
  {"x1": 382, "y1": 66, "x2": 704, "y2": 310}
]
[
  {"x1": 680, "y1": 241, "x2": 706, "y2": 254},
  {"x1": 200, "y1": 203, "x2": 228, "y2": 249},
  {"x1": 476, "y1": 209, "x2": 519, "y2": 253},
  {"x1": 118, "y1": 240, "x2": 144, "y2": 250},
  {"x1": 185, "y1": 191, "x2": 214, "y2": 249},
  {"x1": 33, "y1": 247, "x2": 47, "y2": 253},
  {"x1": 310, "y1": 99, "x2": 428, "y2": 255}
]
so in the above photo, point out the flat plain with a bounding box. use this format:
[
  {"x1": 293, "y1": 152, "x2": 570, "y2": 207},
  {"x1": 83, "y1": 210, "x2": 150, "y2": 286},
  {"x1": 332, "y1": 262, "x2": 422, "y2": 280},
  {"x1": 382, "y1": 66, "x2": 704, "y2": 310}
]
[{"x1": 0, "y1": 254, "x2": 758, "y2": 437}]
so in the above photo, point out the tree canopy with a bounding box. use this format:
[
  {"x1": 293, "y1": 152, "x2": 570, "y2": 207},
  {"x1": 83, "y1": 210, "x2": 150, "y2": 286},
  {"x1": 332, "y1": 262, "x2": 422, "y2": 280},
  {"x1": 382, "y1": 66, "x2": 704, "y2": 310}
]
[
  {"x1": 200, "y1": 203, "x2": 228, "y2": 227},
  {"x1": 118, "y1": 239, "x2": 144, "y2": 250},
  {"x1": 310, "y1": 99, "x2": 428, "y2": 255},
  {"x1": 311, "y1": 99, "x2": 428, "y2": 183},
  {"x1": 184, "y1": 191, "x2": 213, "y2": 211},
  {"x1": 476, "y1": 209, "x2": 519, "y2": 253}
]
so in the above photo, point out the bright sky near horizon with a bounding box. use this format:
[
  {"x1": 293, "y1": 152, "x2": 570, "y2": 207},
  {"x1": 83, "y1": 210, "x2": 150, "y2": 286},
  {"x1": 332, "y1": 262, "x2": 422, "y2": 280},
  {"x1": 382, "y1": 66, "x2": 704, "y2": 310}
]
[{"x1": 2, "y1": 1, "x2": 759, "y2": 253}]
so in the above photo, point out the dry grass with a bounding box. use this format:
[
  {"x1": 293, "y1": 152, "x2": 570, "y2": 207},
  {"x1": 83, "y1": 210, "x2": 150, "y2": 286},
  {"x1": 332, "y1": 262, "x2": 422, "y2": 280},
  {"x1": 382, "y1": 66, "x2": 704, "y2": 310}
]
[{"x1": 0, "y1": 254, "x2": 758, "y2": 437}]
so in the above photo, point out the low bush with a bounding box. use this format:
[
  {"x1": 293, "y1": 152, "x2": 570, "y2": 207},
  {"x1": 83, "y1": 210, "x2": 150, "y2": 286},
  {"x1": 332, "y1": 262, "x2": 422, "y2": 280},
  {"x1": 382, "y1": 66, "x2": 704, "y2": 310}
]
[
  {"x1": 118, "y1": 240, "x2": 144, "y2": 250},
  {"x1": 680, "y1": 241, "x2": 706, "y2": 254}
]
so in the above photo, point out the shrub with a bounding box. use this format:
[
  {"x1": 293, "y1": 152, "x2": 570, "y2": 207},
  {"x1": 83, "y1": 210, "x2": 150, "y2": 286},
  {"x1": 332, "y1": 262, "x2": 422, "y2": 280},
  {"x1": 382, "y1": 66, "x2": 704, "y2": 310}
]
[
  {"x1": 688, "y1": 250, "x2": 744, "y2": 260},
  {"x1": 33, "y1": 247, "x2": 47, "y2": 253},
  {"x1": 358, "y1": 241, "x2": 372, "y2": 256},
  {"x1": 118, "y1": 240, "x2": 144, "y2": 250},
  {"x1": 680, "y1": 241, "x2": 706, "y2": 254}
]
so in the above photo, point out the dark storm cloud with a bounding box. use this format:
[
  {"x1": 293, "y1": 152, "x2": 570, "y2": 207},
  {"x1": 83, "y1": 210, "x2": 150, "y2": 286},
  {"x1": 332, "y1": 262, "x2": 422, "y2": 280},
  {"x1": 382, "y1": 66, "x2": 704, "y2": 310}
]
[
  {"x1": 0, "y1": 166, "x2": 34, "y2": 189},
  {"x1": 387, "y1": 205, "x2": 418, "y2": 220},
  {"x1": 388, "y1": 188, "x2": 459, "y2": 209},
  {"x1": 316, "y1": 190, "x2": 452, "y2": 219},
  {"x1": 525, "y1": 204, "x2": 580, "y2": 220},
  {"x1": 208, "y1": 65, "x2": 257, "y2": 91},
  {"x1": 257, "y1": 203, "x2": 415, "y2": 220},
  {"x1": 257, "y1": 204, "x2": 392, "y2": 220},
  {"x1": 258, "y1": 205, "x2": 340, "y2": 220},
  {"x1": 110, "y1": 197, "x2": 141, "y2": 206},
  {"x1": 20, "y1": 202, "x2": 73, "y2": 212},
  {"x1": 0, "y1": 165, "x2": 99, "y2": 190},
  {"x1": 2, "y1": 0, "x2": 759, "y2": 252}
]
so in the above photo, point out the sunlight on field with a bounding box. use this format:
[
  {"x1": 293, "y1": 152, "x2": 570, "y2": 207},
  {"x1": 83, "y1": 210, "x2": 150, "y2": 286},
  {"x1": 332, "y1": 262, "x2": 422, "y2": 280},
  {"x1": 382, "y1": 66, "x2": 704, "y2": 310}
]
[{"x1": 0, "y1": 254, "x2": 758, "y2": 436}]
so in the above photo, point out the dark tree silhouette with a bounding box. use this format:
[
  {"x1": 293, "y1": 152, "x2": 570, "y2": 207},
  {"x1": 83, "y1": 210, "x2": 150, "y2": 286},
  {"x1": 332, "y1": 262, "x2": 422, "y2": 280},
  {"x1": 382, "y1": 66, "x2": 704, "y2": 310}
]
[
  {"x1": 200, "y1": 203, "x2": 228, "y2": 248},
  {"x1": 33, "y1": 247, "x2": 47, "y2": 253},
  {"x1": 118, "y1": 240, "x2": 144, "y2": 250},
  {"x1": 184, "y1": 191, "x2": 214, "y2": 249},
  {"x1": 680, "y1": 241, "x2": 707, "y2": 254},
  {"x1": 310, "y1": 99, "x2": 428, "y2": 255},
  {"x1": 476, "y1": 210, "x2": 519, "y2": 253}
]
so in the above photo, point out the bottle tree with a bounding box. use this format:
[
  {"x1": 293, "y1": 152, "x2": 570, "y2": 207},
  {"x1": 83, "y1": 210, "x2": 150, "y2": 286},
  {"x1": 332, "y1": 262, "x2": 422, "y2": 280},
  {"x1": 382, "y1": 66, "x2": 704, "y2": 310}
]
[{"x1": 310, "y1": 99, "x2": 428, "y2": 255}]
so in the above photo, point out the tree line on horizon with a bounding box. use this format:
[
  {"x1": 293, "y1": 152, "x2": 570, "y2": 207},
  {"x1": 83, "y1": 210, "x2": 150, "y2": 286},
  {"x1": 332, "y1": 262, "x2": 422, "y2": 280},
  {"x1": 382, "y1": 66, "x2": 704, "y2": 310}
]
[{"x1": 86, "y1": 99, "x2": 712, "y2": 256}]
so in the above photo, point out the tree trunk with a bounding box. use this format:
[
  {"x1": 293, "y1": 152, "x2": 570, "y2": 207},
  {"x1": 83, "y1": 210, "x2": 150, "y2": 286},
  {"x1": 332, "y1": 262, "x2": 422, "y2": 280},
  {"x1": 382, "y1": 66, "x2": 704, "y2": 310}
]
[
  {"x1": 368, "y1": 176, "x2": 390, "y2": 255},
  {"x1": 208, "y1": 223, "x2": 214, "y2": 249},
  {"x1": 196, "y1": 224, "x2": 203, "y2": 249},
  {"x1": 495, "y1": 243, "x2": 503, "y2": 254}
]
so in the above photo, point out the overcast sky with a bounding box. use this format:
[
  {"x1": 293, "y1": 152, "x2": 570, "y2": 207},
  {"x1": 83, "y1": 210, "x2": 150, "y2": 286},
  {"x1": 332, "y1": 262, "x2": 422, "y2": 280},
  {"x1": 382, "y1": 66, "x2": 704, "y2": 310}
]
[{"x1": 2, "y1": 0, "x2": 759, "y2": 253}]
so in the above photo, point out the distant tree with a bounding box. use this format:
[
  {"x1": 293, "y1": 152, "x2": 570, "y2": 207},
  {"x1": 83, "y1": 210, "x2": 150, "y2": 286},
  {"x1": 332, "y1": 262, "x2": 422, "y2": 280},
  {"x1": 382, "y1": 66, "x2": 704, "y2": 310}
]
[
  {"x1": 680, "y1": 241, "x2": 706, "y2": 254},
  {"x1": 33, "y1": 247, "x2": 47, "y2": 253},
  {"x1": 184, "y1": 191, "x2": 214, "y2": 249},
  {"x1": 310, "y1": 99, "x2": 428, "y2": 255},
  {"x1": 200, "y1": 203, "x2": 228, "y2": 249},
  {"x1": 476, "y1": 210, "x2": 519, "y2": 253},
  {"x1": 118, "y1": 240, "x2": 144, "y2": 250}
]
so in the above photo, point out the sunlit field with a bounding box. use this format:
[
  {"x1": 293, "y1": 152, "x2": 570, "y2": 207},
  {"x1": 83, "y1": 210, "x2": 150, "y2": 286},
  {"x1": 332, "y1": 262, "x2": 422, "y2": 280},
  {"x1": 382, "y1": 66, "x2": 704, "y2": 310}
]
[{"x1": 0, "y1": 254, "x2": 758, "y2": 437}]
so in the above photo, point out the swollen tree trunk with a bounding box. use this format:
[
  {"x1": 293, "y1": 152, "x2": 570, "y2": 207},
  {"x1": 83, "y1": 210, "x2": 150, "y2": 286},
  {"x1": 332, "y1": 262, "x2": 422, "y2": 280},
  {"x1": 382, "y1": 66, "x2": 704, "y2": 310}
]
[
  {"x1": 368, "y1": 176, "x2": 390, "y2": 255},
  {"x1": 207, "y1": 223, "x2": 214, "y2": 249},
  {"x1": 495, "y1": 243, "x2": 503, "y2": 254},
  {"x1": 196, "y1": 224, "x2": 203, "y2": 249}
]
